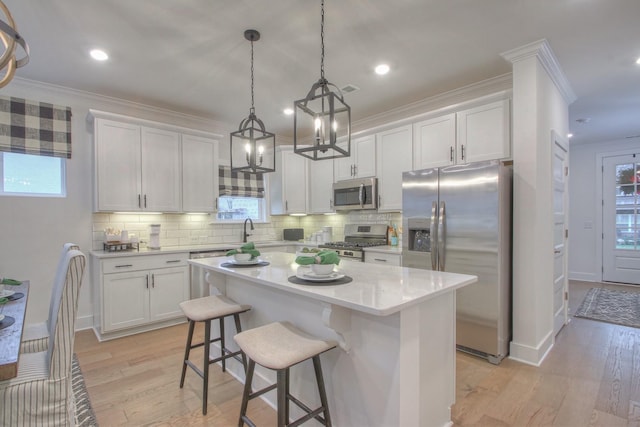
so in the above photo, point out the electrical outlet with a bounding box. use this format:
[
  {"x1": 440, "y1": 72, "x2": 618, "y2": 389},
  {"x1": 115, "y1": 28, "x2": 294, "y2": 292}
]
[{"x1": 189, "y1": 236, "x2": 199, "y2": 244}]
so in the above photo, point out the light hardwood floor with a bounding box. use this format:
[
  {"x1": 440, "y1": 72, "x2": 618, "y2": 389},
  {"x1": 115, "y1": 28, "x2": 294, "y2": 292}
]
[{"x1": 75, "y1": 280, "x2": 640, "y2": 426}]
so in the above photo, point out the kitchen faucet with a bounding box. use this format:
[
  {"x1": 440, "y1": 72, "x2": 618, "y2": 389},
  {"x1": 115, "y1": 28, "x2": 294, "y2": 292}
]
[{"x1": 243, "y1": 218, "x2": 254, "y2": 243}]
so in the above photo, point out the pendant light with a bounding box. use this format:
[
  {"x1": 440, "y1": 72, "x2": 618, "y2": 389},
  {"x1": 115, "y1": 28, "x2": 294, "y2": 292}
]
[
  {"x1": 0, "y1": 0, "x2": 30, "y2": 88},
  {"x1": 230, "y1": 29, "x2": 275, "y2": 174},
  {"x1": 293, "y1": 0, "x2": 351, "y2": 161}
]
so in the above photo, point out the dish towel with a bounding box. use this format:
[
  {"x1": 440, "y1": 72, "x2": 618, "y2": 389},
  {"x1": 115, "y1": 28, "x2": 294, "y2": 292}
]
[
  {"x1": 295, "y1": 250, "x2": 341, "y2": 266},
  {"x1": 226, "y1": 242, "x2": 261, "y2": 259}
]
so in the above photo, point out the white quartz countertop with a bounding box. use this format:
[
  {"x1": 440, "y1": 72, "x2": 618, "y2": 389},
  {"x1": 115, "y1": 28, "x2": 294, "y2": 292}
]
[
  {"x1": 90, "y1": 241, "x2": 308, "y2": 258},
  {"x1": 189, "y1": 252, "x2": 476, "y2": 316}
]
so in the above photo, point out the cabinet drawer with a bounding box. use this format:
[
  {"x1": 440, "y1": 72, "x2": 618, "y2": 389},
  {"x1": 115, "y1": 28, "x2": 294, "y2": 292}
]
[
  {"x1": 102, "y1": 253, "x2": 188, "y2": 274},
  {"x1": 364, "y1": 252, "x2": 401, "y2": 266}
]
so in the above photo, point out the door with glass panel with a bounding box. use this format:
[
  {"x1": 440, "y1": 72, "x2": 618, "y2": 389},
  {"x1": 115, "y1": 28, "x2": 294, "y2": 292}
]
[{"x1": 603, "y1": 154, "x2": 640, "y2": 284}]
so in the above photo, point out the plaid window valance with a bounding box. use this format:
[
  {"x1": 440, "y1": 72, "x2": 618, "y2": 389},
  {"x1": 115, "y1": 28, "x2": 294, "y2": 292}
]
[
  {"x1": 0, "y1": 96, "x2": 72, "y2": 159},
  {"x1": 219, "y1": 165, "x2": 265, "y2": 198}
]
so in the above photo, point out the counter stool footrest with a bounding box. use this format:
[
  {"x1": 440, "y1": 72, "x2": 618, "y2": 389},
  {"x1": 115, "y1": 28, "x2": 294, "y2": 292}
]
[
  {"x1": 209, "y1": 349, "x2": 244, "y2": 366},
  {"x1": 184, "y1": 360, "x2": 205, "y2": 380},
  {"x1": 240, "y1": 415, "x2": 257, "y2": 427},
  {"x1": 248, "y1": 383, "x2": 277, "y2": 400},
  {"x1": 287, "y1": 395, "x2": 327, "y2": 427}
]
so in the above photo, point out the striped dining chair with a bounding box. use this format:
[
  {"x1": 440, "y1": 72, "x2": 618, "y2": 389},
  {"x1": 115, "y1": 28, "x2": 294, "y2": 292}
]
[
  {"x1": 0, "y1": 249, "x2": 86, "y2": 426},
  {"x1": 20, "y1": 243, "x2": 80, "y2": 353}
]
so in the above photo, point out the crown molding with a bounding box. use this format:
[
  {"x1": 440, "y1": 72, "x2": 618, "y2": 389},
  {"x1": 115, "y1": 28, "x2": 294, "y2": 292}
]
[
  {"x1": 500, "y1": 39, "x2": 576, "y2": 105},
  {"x1": 8, "y1": 76, "x2": 233, "y2": 134}
]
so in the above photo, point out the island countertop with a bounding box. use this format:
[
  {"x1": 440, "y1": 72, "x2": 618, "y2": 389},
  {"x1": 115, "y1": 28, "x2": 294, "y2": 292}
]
[{"x1": 188, "y1": 251, "x2": 477, "y2": 316}]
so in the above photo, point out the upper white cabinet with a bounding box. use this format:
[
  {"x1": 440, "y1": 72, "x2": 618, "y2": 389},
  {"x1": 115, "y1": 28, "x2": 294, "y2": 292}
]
[
  {"x1": 413, "y1": 99, "x2": 510, "y2": 170},
  {"x1": 90, "y1": 110, "x2": 221, "y2": 213},
  {"x1": 376, "y1": 125, "x2": 413, "y2": 211},
  {"x1": 94, "y1": 119, "x2": 143, "y2": 212},
  {"x1": 413, "y1": 113, "x2": 456, "y2": 170},
  {"x1": 270, "y1": 148, "x2": 308, "y2": 215},
  {"x1": 182, "y1": 134, "x2": 219, "y2": 213},
  {"x1": 308, "y1": 158, "x2": 335, "y2": 214},
  {"x1": 334, "y1": 135, "x2": 376, "y2": 181},
  {"x1": 94, "y1": 118, "x2": 180, "y2": 212},
  {"x1": 140, "y1": 127, "x2": 181, "y2": 212},
  {"x1": 456, "y1": 99, "x2": 510, "y2": 164}
]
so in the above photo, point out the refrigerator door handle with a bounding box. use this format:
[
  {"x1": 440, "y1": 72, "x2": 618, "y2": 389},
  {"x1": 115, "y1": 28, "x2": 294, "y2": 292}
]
[
  {"x1": 430, "y1": 201, "x2": 438, "y2": 270},
  {"x1": 438, "y1": 201, "x2": 446, "y2": 271}
]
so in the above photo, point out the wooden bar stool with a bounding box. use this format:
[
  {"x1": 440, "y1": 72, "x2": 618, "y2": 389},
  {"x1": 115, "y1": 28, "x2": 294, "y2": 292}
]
[
  {"x1": 234, "y1": 321, "x2": 337, "y2": 427},
  {"x1": 179, "y1": 295, "x2": 251, "y2": 415}
]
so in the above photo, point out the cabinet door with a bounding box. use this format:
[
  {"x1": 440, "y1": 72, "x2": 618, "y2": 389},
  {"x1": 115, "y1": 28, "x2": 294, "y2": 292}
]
[
  {"x1": 456, "y1": 99, "x2": 510, "y2": 164},
  {"x1": 309, "y1": 158, "x2": 335, "y2": 213},
  {"x1": 103, "y1": 271, "x2": 149, "y2": 332},
  {"x1": 354, "y1": 135, "x2": 376, "y2": 178},
  {"x1": 282, "y1": 150, "x2": 308, "y2": 214},
  {"x1": 333, "y1": 139, "x2": 354, "y2": 181},
  {"x1": 149, "y1": 266, "x2": 189, "y2": 322},
  {"x1": 95, "y1": 119, "x2": 142, "y2": 211},
  {"x1": 413, "y1": 113, "x2": 456, "y2": 170},
  {"x1": 141, "y1": 127, "x2": 181, "y2": 212},
  {"x1": 377, "y1": 125, "x2": 413, "y2": 211},
  {"x1": 182, "y1": 134, "x2": 218, "y2": 212},
  {"x1": 364, "y1": 252, "x2": 401, "y2": 266}
]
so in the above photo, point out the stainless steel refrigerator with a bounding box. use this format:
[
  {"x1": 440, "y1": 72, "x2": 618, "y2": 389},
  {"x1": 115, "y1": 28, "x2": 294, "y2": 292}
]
[{"x1": 402, "y1": 160, "x2": 512, "y2": 364}]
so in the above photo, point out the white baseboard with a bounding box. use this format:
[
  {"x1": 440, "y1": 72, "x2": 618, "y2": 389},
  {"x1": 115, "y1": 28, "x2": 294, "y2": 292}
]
[
  {"x1": 569, "y1": 271, "x2": 598, "y2": 282},
  {"x1": 76, "y1": 314, "x2": 94, "y2": 331},
  {"x1": 509, "y1": 330, "x2": 554, "y2": 366}
]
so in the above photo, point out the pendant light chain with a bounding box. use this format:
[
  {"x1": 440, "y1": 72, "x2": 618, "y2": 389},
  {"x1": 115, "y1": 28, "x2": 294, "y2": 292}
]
[
  {"x1": 320, "y1": 0, "x2": 325, "y2": 81},
  {"x1": 250, "y1": 37, "x2": 255, "y2": 114}
]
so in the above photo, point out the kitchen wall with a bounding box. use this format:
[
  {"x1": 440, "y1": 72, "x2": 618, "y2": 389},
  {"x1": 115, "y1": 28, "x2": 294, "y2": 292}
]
[
  {"x1": 568, "y1": 137, "x2": 640, "y2": 281},
  {"x1": 91, "y1": 211, "x2": 402, "y2": 250}
]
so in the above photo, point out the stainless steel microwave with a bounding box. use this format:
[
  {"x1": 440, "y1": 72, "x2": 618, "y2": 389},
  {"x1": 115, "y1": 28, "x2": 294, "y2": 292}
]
[{"x1": 332, "y1": 177, "x2": 378, "y2": 211}]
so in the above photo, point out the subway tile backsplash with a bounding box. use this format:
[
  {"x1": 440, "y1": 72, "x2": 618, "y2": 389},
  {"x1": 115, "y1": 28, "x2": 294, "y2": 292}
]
[{"x1": 92, "y1": 211, "x2": 402, "y2": 251}]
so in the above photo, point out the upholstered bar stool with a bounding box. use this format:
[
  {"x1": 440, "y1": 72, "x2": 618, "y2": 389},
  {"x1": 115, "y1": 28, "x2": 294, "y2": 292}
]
[
  {"x1": 179, "y1": 295, "x2": 251, "y2": 415},
  {"x1": 234, "y1": 321, "x2": 337, "y2": 427}
]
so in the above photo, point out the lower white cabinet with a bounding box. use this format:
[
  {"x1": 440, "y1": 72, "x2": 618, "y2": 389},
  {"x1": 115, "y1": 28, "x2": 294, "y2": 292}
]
[
  {"x1": 93, "y1": 253, "x2": 189, "y2": 338},
  {"x1": 364, "y1": 251, "x2": 401, "y2": 266}
]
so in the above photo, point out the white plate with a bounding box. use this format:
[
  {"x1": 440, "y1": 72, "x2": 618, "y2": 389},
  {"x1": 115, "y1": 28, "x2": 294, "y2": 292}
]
[
  {"x1": 0, "y1": 289, "x2": 15, "y2": 298},
  {"x1": 296, "y1": 270, "x2": 344, "y2": 282},
  {"x1": 0, "y1": 314, "x2": 4, "y2": 322},
  {"x1": 228, "y1": 258, "x2": 261, "y2": 265}
]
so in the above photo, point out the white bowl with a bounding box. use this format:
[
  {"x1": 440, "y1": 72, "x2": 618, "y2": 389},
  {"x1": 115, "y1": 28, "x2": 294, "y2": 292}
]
[
  {"x1": 311, "y1": 263, "x2": 335, "y2": 276},
  {"x1": 234, "y1": 253, "x2": 252, "y2": 262}
]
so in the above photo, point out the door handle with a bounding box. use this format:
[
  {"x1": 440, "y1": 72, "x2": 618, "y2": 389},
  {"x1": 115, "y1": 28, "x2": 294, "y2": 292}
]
[
  {"x1": 438, "y1": 201, "x2": 446, "y2": 271},
  {"x1": 554, "y1": 249, "x2": 561, "y2": 254},
  {"x1": 430, "y1": 201, "x2": 438, "y2": 270},
  {"x1": 460, "y1": 145, "x2": 465, "y2": 161},
  {"x1": 151, "y1": 273, "x2": 155, "y2": 288},
  {"x1": 144, "y1": 194, "x2": 147, "y2": 208},
  {"x1": 450, "y1": 146, "x2": 454, "y2": 162},
  {"x1": 138, "y1": 194, "x2": 141, "y2": 208},
  {"x1": 146, "y1": 274, "x2": 149, "y2": 289}
]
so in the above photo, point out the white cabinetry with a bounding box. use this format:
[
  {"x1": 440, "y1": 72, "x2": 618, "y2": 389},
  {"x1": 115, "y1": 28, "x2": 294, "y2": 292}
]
[
  {"x1": 270, "y1": 148, "x2": 308, "y2": 215},
  {"x1": 376, "y1": 125, "x2": 413, "y2": 211},
  {"x1": 93, "y1": 253, "x2": 189, "y2": 338},
  {"x1": 456, "y1": 99, "x2": 510, "y2": 164},
  {"x1": 413, "y1": 99, "x2": 510, "y2": 169},
  {"x1": 413, "y1": 113, "x2": 456, "y2": 170},
  {"x1": 364, "y1": 251, "x2": 401, "y2": 266},
  {"x1": 93, "y1": 118, "x2": 181, "y2": 212},
  {"x1": 182, "y1": 134, "x2": 219, "y2": 212},
  {"x1": 334, "y1": 135, "x2": 376, "y2": 181},
  {"x1": 309, "y1": 158, "x2": 335, "y2": 214}
]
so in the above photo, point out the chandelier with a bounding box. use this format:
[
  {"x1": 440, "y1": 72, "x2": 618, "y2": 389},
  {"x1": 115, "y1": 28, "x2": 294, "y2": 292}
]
[
  {"x1": 293, "y1": 0, "x2": 350, "y2": 161},
  {"x1": 230, "y1": 29, "x2": 275, "y2": 174},
  {"x1": 0, "y1": 1, "x2": 29, "y2": 88}
]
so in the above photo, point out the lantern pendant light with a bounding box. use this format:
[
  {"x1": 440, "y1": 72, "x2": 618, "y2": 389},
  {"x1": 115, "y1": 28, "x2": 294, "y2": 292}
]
[
  {"x1": 230, "y1": 29, "x2": 276, "y2": 174},
  {"x1": 293, "y1": 0, "x2": 351, "y2": 161}
]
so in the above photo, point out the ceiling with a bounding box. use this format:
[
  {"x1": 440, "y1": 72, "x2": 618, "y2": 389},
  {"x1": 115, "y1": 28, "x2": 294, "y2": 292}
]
[{"x1": 4, "y1": 0, "x2": 640, "y2": 145}]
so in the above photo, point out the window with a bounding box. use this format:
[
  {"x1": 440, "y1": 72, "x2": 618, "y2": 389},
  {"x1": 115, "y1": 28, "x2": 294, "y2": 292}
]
[
  {"x1": 0, "y1": 152, "x2": 66, "y2": 197},
  {"x1": 215, "y1": 165, "x2": 267, "y2": 222},
  {"x1": 216, "y1": 196, "x2": 264, "y2": 221}
]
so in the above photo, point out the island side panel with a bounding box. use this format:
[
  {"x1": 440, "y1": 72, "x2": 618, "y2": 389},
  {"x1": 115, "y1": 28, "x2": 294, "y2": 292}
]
[
  {"x1": 212, "y1": 273, "x2": 404, "y2": 426},
  {"x1": 400, "y1": 291, "x2": 457, "y2": 427}
]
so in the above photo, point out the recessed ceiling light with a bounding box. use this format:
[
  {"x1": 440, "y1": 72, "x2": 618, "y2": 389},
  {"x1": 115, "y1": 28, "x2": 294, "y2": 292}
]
[
  {"x1": 567, "y1": 133, "x2": 573, "y2": 138},
  {"x1": 375, "y1": 64, "x2": 390, "y2": 75},
  {"x1": 283, "y1": 108, "x2": 294, "y2": 115},
  {"x1": 636, "y1": 57, "x2": 640, "y2": 65},
  {"x1": 90, "y1": 49, "x2": 109, "y2": 61}
]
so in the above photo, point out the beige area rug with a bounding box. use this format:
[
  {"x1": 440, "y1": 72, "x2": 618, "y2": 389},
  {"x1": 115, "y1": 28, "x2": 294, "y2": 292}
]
[{"x1": 574, "y1": 287, "x2": 640, "y2": 328}]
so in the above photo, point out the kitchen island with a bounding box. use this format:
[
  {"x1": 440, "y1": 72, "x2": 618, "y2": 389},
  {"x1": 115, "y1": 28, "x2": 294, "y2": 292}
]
[{"x1": 188, "y1": 252, "x2": 477, "y2": 427}]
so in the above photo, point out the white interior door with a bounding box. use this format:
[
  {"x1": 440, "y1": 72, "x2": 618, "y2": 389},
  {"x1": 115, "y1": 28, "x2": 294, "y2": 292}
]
[
  {"x1": 602, "y1": 153, "x2": 640, "y2": 284},
  {"x1": 552, "y1": 134, "x2": 569, "y2": 336}
]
